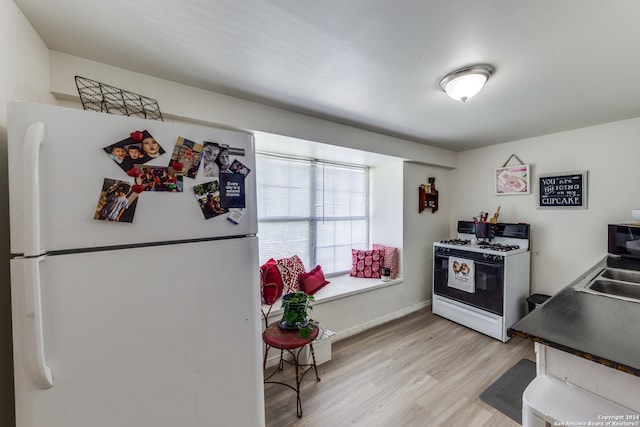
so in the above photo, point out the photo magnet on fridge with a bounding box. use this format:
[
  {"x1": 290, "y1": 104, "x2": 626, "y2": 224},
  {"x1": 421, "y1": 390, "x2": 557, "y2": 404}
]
[
  {"x1": 130, "y1": 165, "x2": 183, "y2": 192},
  {"x1": 103, "y1": 130, "x2": 166, "y2": 172},
  {"x1": 169, "y1": 136, "x2": 203, "y2": 179},
  {"x1": 93, "y1": 178, "x2": 139, "y2": 223},
  {"x1": 193, "y1": 180, "x2": 229, "y2": 220},
  {"x1": 229, "y1": 159, "x2": 250, "y2": 176},
  {"x1": 202, "y1": 141, "x2": 223, "y2": 178}
]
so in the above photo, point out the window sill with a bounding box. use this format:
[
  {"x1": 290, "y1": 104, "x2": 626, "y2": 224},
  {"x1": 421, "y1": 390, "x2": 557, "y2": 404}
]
[{"x1": 262, "y1": 275, "x2": 403, "y2": 316}]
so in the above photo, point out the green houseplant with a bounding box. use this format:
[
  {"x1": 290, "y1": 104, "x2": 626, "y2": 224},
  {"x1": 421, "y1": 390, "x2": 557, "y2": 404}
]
[{"x1": 278, "y1": 291, "x2": 316, "y2": 338}]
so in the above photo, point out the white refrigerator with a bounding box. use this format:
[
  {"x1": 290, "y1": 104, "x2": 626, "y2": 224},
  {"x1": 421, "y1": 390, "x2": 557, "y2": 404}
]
[{"x1": 7, "y1": 101, "x2": 265, "y2": 427}]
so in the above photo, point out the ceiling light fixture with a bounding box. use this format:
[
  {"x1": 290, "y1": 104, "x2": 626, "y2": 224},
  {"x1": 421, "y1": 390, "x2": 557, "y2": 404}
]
[{"x1": 439, "y1": 64, "x2": 494, "y2": 102}]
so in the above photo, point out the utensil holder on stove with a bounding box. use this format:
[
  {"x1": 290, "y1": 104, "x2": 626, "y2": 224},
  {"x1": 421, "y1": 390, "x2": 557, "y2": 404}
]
[{"x1": 475, "y1": 223, "x2": 496, "y2": 240}]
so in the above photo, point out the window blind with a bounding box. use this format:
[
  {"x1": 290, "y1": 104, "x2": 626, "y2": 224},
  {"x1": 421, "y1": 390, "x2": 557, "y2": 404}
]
[{"x1": 256, "y1": 153, "x2": 369, "y2": 275}]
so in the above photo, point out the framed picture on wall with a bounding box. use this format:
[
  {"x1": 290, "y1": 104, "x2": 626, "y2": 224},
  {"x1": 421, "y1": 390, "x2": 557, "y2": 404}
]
[
  {"x1": 537, "y1": 171, "x2": 588, "y2": 209},
  {"x1": 495, "y1": 164, "x2": 530, "y2": 195}
]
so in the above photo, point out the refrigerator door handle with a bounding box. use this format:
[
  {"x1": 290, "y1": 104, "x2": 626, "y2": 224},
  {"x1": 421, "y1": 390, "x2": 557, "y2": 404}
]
[
  {"x1": 23, "y1": 121, "x2": 45, "y2": 257},
  {"x1": 23, "y1": 256, "x2": 54, "y2": 388}
]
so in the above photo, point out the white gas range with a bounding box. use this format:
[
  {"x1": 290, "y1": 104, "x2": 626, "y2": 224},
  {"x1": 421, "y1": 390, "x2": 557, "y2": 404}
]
[{"x1": 432, "y1": 221, "x2": 531, "y2": 342}]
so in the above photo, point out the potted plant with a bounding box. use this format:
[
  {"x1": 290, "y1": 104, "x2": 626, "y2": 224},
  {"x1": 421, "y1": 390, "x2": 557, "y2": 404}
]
[{"x1": 278, "y1": 291, "x2": 316, "y2": 338}]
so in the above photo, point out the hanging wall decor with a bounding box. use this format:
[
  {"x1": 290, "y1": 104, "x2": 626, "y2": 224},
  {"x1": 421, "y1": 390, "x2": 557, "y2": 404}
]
[
  {"x1": 537, "y1": 171, "x2": 588, "y2": 209},
  {"x1": 495, "y1": 154, "x2": 530, "y2": 195}
]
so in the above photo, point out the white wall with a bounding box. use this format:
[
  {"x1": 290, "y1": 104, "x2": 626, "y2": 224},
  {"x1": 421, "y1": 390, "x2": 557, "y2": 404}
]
[
  {"x1": 403, "y1": 162, "x2": 452, "y2": 302},
  {"x1": 452, "y1": 118, "x2": 640, "y2": 296},
  {"x1": 1, "y1": 1, "x2": 56, "y2": 425},
  {"x1": 370, "y1": 160, "x2": 404, "y2": 249},
  {"x1": 49, "y1": 51, "x2": 457, "y2": 169}
]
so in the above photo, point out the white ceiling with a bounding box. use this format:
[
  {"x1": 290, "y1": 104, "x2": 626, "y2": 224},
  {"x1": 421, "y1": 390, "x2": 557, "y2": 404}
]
[{"x1": 14, "y1": 0, "x2": 640, "y2": 151}]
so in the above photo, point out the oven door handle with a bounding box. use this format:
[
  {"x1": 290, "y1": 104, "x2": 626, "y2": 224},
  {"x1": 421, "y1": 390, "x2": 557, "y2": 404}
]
[
  {"x1": 474, "y1": 260, "x2": 503, "y2": 269},
  {"x1": 435, "y1": 255, "x2": 498, "y2": 266}
]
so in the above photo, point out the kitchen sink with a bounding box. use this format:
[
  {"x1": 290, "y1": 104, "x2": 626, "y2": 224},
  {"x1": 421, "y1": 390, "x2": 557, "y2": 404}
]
[
  {"x1": 574, "y1": 267, "x2": 640, "y2": 303},
  {"x1": 600, "y1": 268, "x2": 640, "y2": 283},
  {"x1": 588, "y1": 280, "x2": 640, "y2": 300}
]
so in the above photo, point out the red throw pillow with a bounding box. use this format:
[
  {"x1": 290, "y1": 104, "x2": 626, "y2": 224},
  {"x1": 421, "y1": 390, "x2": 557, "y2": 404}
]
[
  {"x1": 277, "y1": 255, "x2": 306, "y2": 294},
  {"x1": 372, "y1": 244, "x2": 399, "y2": 279},
  {"x1": 299, "y1": 265, "x2": 330, "y2": 295},
  {"x1": 350, "y1": 249, "x2": 385, "y2": 278},
  {"x1": 260, "y1": 258, "x2": 283, "y2": 304}
]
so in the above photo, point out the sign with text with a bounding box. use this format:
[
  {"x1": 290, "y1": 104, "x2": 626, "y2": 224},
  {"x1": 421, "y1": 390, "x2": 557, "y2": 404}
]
[
  {"x1": 537, "y1": 171, "x2": 588, "y2": 209},
  {"x1": 219, "y1": 173, "x2": 246, "y2": 209}
]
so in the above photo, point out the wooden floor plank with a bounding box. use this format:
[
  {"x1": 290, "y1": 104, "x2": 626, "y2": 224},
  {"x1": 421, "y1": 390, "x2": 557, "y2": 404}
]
[{"x1": 264, "y1": 308, "x2": 533, "y2": 427}]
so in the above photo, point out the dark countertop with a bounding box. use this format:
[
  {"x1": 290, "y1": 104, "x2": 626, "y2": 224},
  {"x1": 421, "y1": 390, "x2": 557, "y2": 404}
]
[{"x1": 508, "y1": 255, "x2": 640, "y2": 377}]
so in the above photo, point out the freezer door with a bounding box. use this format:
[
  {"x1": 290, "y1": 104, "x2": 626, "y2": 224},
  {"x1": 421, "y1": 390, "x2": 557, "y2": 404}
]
[
  {"x1": 8, "y1": 101, "x2": 257, "y2": 255},
  {"x1": 11, "y1": 237, "x2": 265, "y2": 427}
]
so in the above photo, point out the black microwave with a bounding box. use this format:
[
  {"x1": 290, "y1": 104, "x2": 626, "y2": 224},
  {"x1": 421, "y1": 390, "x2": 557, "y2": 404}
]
[{"x1": 608, "y1": 224, "x2": 640, "y2": 258}]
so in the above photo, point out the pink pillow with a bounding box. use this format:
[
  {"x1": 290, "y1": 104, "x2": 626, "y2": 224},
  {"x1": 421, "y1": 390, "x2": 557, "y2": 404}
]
[
  {"x1": 350, "y1": 249, "x2": 385, "y2": 278},
  {"x1": 276, "y1": 255, "x2": 306, "y2": 294},
  {"x1": 299, "y1": 265, "x2": 330, "y2": 295},
  {"x1": 260, "y1": 259, "x2": 283, "y2": 304},
  {"x1": 372, "y1": 244, "x2": 399, "y2": 279}
]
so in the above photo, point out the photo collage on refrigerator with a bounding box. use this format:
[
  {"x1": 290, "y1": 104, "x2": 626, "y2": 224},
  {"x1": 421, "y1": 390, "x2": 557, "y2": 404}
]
[{"x1": 94, "y1": 129, "x2": 250, "y2": 223}]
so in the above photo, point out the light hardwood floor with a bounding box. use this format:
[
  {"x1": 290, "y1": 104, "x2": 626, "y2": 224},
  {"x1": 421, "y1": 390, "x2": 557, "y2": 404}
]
[{"x1": 264, "y1": 308, "x2": 535, "y2": 427}]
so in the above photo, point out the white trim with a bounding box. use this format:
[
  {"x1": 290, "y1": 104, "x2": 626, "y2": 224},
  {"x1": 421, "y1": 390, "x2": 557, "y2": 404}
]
[{"x1": 534, "y1": 342, "x2": 546, "y2": 376}]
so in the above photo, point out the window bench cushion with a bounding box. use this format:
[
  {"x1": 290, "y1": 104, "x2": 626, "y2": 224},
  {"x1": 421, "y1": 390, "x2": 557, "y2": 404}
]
[{"x1": 261, "y1": 274, "x2": 403, "y2": 316}]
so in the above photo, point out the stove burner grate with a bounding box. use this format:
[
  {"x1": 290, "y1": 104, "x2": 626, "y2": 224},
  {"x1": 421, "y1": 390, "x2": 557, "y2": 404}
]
[
  {"x1": 477, "y1": 243, "x2": 521, "y2": 252},
  {"x1": 439, "y1": 239, "x2": 471, "y2": 246},
  {"x1": 438, "y1": 240, "x2": 522, "y2": 252}
]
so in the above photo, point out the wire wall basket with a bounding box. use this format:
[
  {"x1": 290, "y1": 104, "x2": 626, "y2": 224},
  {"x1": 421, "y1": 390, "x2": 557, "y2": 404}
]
[{"x1": 75, "y1": 76, "x2": 163, "y2": 121}]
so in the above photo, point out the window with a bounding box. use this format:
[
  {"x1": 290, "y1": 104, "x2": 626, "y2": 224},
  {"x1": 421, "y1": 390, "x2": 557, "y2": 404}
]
[{"x1": 256, "y1": 153, "x2": 369, "y2": 275}]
